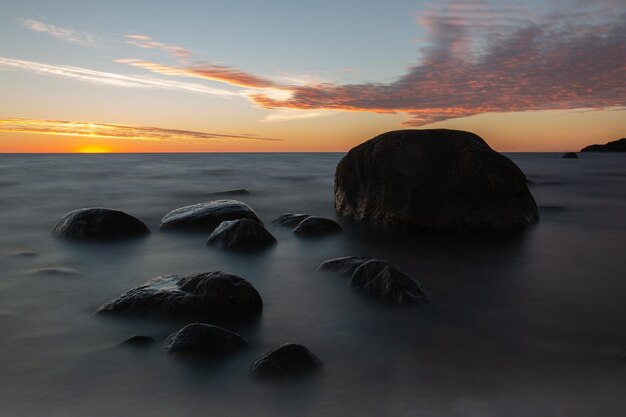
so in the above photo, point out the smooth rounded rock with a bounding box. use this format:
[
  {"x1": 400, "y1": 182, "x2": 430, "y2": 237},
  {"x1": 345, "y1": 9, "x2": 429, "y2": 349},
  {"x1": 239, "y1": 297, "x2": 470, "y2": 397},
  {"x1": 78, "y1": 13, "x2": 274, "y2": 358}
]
[
  {"x1": 165, "y1": 323, "x2": 248, "y2": 357},
  {"x1": 351, "y1": 260, "x2": 432, "y2": 304},
  {"x1": 271, "y1": 213, "x2": 311, "y2": 227},
  {"x1": 207, "y1": 219, "x2": 276, "y2": 250},
  {"x1": 52, "y1": 208, "x2": 150, "y2": 240},
  {"x1": 334, "y1": 129, "x2": 538, "y2": 233},
  {"x1": 97, "y1": 271, "x2": 263, "y2": 323},
  {"x1": 318, "y1": 256, "x2": 372, "y2": 276},
  {"x1": 121, "y1": 335, "x2": 156, "y2": 347},
  {"x1": 250, "y1": 343, "x2": 323, "y2": 380},
  {"x1": 293, "y1": 216, "x2": 341, "y2": 236},
  {"x1": 160, "y1": 200, "x2": 261, "y2": 232}
]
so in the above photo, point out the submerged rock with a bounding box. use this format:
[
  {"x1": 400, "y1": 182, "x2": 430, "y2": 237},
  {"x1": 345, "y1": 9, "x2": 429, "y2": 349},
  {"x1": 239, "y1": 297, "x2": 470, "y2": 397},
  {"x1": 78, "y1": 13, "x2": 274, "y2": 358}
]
[
  {"x1": 165, "y1": 323, "x2": 248, "y2": 357},
  {"x1": 250, "y1": 343, "x2": 323, "y2": 380},
  {"x1": 121, "y1": 335, "x2": 156, "y2": 347},
  {"x1": 52, "y1": 208, "x2": 150, "y2": 240},
  {"x1": 350, "y1": 260, "x2": 432, "y2": 304},
  {"x1": 334, "y1": 129, "x2": 538, "y2": 233},
  {"x1": 97, "y1": 271, "x2": 263, "y2": 323},
  {"x1": 27, "y1": 267, "x2": 81, "y2": 276},
  {"x1": 271, "y1": 213, "x2": 311, "y2": 227},
  {"x1": 207, "y1": 219, "x2": 276, "y2": 250},
  {"x1": 318, "y1": 256, "x2": 372, "y2": 276},
  {"x1": 293, "y1": 216, "x2": 342, "y2": 236},
  {"x1": 561, "y1": 152, "x2": 578, "y2": 159},
  {"x1": 160, "y1": 200, "x2": 261, "y2": 232},
  {"x1": 205, "y1": 188, "x2": 250, "y2": 196}
]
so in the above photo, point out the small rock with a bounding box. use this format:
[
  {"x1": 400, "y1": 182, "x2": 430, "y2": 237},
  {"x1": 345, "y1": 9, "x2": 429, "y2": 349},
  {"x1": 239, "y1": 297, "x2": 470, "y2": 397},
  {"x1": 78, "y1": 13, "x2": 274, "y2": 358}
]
[
  {"x1": 52, "y1": 208, "x2": 150, "y2": 240},
  {"x1": 165, "y1": 323, "x2": 248, "y2": 357},
  {"x1": 561, "y1": 152, "x2": 578, "y2": 159},
  {"x1": 207, "y1": 219, "x2": 276, "y2": 250},
  {"x1": 205, "y1": 189, "x2": 250, "y2": 196},
  {"x1": 28, "y1": 267, "x2": 80, "y2": 276},
  {"x1": 160, "y1": 200, "x2": 261, "y2": 232},
  {"x1": 250, "y1": 343, "x2": 323, "y2": 380},
  {"x1": 97, "y1": 271, "x2": 263, "y2": 323},
  {"x1": 351, "y1": 260, "x2": 432, "y2": 304},
  {"x1": 121, "y1": 335, "x2": 156, "y2": 347},
  {"x1": 271, "y1": 213, "x2": 311, "y2": 227},
  {"x1": 293, "y1": 216, "x2": 342, "y2": 236},
  {"x1": 318, "y1": 256, "x2": 372, "y2": 275}
]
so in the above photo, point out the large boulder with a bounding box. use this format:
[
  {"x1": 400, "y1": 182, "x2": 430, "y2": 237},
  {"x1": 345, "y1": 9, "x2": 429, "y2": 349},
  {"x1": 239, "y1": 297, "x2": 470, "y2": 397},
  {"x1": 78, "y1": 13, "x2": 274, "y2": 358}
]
[
  {"x1": 207, "y1": 219, "x2": 276, "y2": 250},
  {"x1": 293, "y1": 216, "x2": 342, "y2": 236},
  {"x1": 350, "y1": 260, "x2": 432, "y2": 304},
  {"x1": 334, "y1": 129, "x2": 538, "y2": 232},
  {"x1": 318, "y1": 256, "x2": 371, "y2": 276},
  {"x1": 165, "y1": 323, "x2": 248, "y2": 357},
  {"x1": 250, "y1": 343, "x2": 323, "y2": 380},
  {"x1": 97, "y1": 271, "x2": 263, "y2": 323},
  {"x1": 52, "y1": 208, "x2": 150, "y2": 240},
  {"x1": 160, "y1": 200, "x2": 261, "y2": 232},
  {"x1": 271, "y1": 213, "x2": 311, "y2": 227}
]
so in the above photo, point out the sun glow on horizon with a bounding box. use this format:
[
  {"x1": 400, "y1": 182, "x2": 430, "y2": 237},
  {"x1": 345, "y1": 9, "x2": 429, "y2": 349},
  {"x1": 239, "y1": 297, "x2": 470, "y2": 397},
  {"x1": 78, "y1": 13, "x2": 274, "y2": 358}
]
[{"x1": 77, "y1": 145, "x2": 111, "y2": 153}]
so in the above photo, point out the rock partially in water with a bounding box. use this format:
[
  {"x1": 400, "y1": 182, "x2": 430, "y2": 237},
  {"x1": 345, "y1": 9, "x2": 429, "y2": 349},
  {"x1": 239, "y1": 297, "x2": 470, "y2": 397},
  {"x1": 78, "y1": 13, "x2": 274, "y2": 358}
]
[
  {"x1": 250, "y1": 343, "x2": 323, "y2": 380},
  {"x1": 561, "y1": 152, "x2": 578, "y2": 159},
  {"x1": 293, "y1": 216, "x2": 342, "y2": 236},
  {"x1": 581, "y1": 138, "x2": 626, "y2": 152},
  {"x1": 207, "y1": 219, "x2": 276, "y2": 250},
  {"x1": 205, "y1": 188, "x2": 250, "y2": 196},
  {"x1": 351, "y1": 260, "x2": 432, "y2": 304},
  {"x1": 160, "y1": 200, "x2": 261, "y2": 232},
  {"x1": 52, "y1": 208, "x2": 150, "y2": 240},
  {"x1": 271, "y1": 213, "x2": 311, "y2": 227},
  {"x1": 165, "y1": 323, "x2": 248, "y2": 357},
  {"x1": 334, "y1": 129, "x2": 538, "y2": 233},
  {"x1": 97, "y1": 271, "x2": 263, "y2": 323},
  {"x1": 121, "y1": 335, "x2": 156, "y2": 347},
  {"x1": 318, "y1": 256, "x2": 372, "y2": 276},
  {"x1": 27, "y1": 267, "x2": 80, "y2": 276}
]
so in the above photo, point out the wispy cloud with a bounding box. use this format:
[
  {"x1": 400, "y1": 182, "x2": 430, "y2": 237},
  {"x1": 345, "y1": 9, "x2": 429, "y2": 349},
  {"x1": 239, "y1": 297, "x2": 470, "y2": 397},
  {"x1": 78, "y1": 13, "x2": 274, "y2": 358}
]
[
  {"x1": 0, "y1": 56, "x2": 238, "y2": 97},
  {"x1": 19, "y1": 19, "x2": 98, "y2": 46},
  {"x1": 0, "y1": 117, "x2": 282, "y2": 142},
  {"x1": 125, "y1": 34, "x2": 192, "y2": 61}
]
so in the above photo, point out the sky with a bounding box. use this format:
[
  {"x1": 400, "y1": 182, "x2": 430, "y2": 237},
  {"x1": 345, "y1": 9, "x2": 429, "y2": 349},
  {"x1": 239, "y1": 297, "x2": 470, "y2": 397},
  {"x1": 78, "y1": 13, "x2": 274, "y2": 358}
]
[{"x1": 0, "y1": 0, "x2": 624, "y2": 153}]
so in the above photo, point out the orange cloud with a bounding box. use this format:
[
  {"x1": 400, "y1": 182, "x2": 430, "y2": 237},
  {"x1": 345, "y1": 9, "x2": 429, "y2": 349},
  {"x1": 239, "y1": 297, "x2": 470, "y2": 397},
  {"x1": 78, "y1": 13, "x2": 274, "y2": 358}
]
[{"x1": 0, "y1": 117, "x2": 282, "y2": 143}]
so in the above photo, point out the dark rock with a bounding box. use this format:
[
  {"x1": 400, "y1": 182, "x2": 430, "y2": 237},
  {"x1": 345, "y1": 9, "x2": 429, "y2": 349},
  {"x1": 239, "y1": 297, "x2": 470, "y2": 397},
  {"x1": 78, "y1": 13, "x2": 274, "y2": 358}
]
[
  {"x1": 581, "y1": 138, "x2": 626, "y2": 152},
  {"x1": 350, "y1": 260, "x2": 432, "y2": 304},
  {"x1": 207, "y1": 219, "x2": 276, "y2": 250},
  {"x1": 250, "y1": 343, "x2": 323, "y2": 380},
  {"x1": 205, "y1": 188, "x2": 250, "y2": 196},
  {"x1": 121, "y1": 335, "x2": 156, "y2": 347},
  {"x1": 97, "y1": 271, "x2": 263, "y2": 323},
  {"x1": 561, "y1": 152, "x2": 578, "y2": 159},
  {"x1": 160, "y1": 200, "x2": 261, "y2": 232},
  {"x1": 271, "y1": 213, "x2": 311, "y2": 227},
  {"x1": 334, "y1": 129, "x2": 538, "y2": 233},
  {"x1": 28, "y1": 267, "x2": 80, "y2": 276},
  {"x1": 52, "y1": 208, "x2": 150, "y2": 240},
  {"x1": 318, "y1": 256, "x2": 372, "y2": 275},
  {"x1": 293, "y1": 216, "x2": 342, "y2": 236},
  {"x1": 165, "y1": 323, "x2": 248, "y2": 357}
]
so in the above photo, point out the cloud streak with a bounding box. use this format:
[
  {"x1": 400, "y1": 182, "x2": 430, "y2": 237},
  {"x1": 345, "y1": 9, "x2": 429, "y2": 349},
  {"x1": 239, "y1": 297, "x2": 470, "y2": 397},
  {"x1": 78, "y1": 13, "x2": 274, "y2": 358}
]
[
  {"x1": 0, "y1": 117, "x2": 282, "y2": 142},
  {"x1": 20, "y1": 19, "x2": 98, "y2": 46},
  {"x1": 0, "y1": 56, "x2": 238, "y2": 97},
  {"x1": 116, "y1": 1, "x2": 625, "y2": 125},
  {"x1": 125, "y1": 34, "x2": 192, "y2": 61}
]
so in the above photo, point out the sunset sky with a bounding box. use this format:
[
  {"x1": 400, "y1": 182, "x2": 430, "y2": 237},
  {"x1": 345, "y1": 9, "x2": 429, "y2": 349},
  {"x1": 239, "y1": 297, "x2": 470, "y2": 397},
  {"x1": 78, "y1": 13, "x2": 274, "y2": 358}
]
[{"x1": 0, "y1": 0, "x2": 624, "y2": 153}]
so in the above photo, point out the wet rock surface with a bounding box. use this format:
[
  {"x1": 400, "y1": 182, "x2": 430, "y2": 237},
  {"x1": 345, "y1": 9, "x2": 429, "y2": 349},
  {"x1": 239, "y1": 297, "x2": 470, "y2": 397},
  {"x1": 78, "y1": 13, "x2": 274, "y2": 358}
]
[
  {"x1": 160, "y1": 200, "x2": 261, "y2": 232},
  {"x1": 207, "y1": 219, "x2": 276, "y2": 250},
  {"x1": 250, "y1": 343, "x2": 323, "y2": 380},
  {"x1": 97, "y1": 271, "x2": 263, "y2": 323},
  {"x1": 271, "y1": 213, "x2": 311, "y2": 227},
  {"x1": 165, "y1": 323, "x2": 248, "y2": 357},
  {"x1": 293, "y1": 216, "x2": 342, "y2": 236},
  {"x1": 335, "y1": 129, "x2": 539, "y2": 232},
  {"x1": 318, "y1": 256, "x2": 372, "y2": 276},
  {"x1": 52, "y1": 208, "x2": 150, "y2": 240}
]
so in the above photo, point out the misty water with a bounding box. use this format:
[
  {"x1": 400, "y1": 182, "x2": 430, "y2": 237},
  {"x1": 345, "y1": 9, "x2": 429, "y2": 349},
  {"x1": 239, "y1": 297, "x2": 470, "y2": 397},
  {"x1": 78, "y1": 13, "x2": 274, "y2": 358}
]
[{"x1": 0, "y1": 153, "x2": 625, "y2": 417}]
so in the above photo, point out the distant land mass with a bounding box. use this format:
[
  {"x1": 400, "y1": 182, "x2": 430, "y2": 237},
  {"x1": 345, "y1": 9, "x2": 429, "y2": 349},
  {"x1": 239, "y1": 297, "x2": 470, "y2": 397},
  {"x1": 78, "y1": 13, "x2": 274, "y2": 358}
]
[{"x1": 580, "y1": 138, "x2": 626, "y2": 152}]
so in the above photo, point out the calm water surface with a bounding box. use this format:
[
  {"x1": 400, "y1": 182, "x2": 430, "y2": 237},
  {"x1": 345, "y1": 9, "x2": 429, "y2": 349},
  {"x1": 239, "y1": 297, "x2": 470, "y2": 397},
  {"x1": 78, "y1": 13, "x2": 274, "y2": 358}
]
[{"x1": 0, "y1": 153, "x2": 625, "y2": 417}]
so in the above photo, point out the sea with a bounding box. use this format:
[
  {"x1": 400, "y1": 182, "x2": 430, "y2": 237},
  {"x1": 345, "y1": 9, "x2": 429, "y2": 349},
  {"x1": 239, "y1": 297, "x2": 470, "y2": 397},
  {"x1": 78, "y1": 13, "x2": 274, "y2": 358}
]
[{"x1": 0, "y1": 152, "x2": 625, "y2": 417}]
